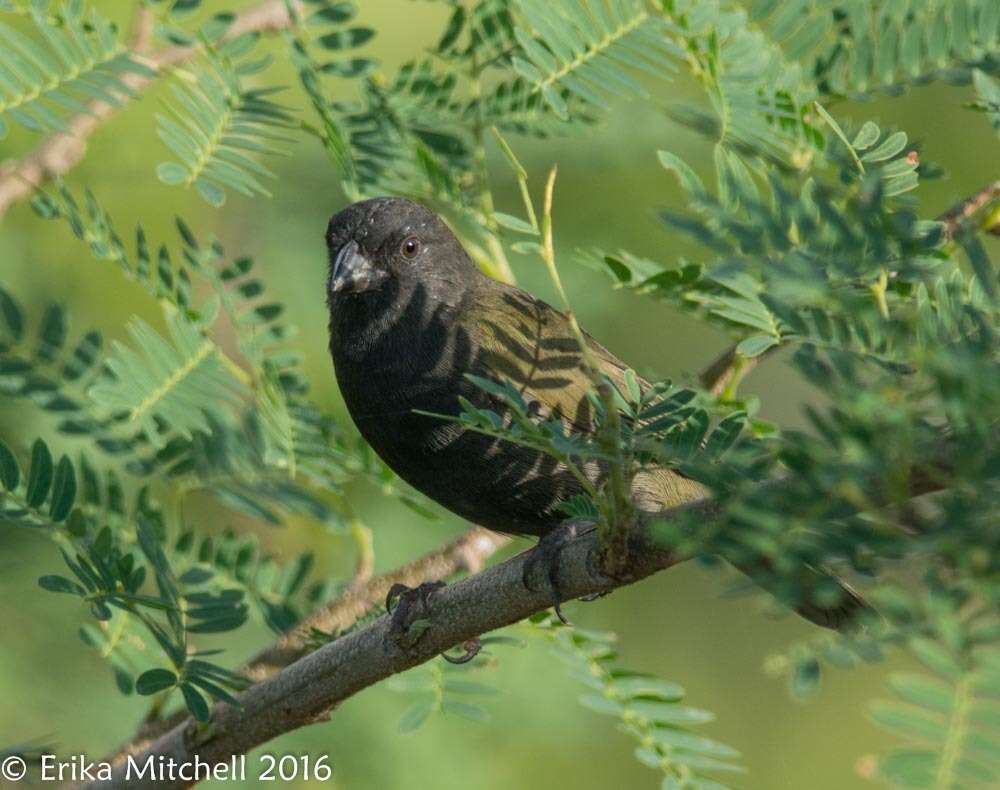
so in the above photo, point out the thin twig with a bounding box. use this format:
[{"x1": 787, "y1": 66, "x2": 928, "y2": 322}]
[
  {"x1": 0, "y1": 0, "x2": 304, "y2": 219},
  {"x1": 129, "y1": 4, "x2": 156, "y2": 54},
  {"x1": 938, "y1": 179, "x2": 1000, "y2": 239}
]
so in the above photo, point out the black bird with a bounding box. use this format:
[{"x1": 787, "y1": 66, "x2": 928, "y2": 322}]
[{"x1": 325, "y1": 197, "x2": 865, "y2": 630}]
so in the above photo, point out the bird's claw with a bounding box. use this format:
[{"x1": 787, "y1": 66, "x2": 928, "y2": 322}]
[
  {"x1": 385, "y1": 580, "x2": 445, "y2": 615},
  {"x1": 523, "y1": 521, "x2": 598, "y2": 625},
  {"x1": 384, "y1": 582, "x2": 486, "y2": 664},
  {"x1": 442, "y1": 638, "x2": 482, "y2": 664},
  {"x1": 385, "y1": 580, "x2": 445, "y2": 653}
]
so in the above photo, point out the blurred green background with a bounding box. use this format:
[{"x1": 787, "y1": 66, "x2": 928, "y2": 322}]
[{"x1": 2, "y1": 2, "x2": 997, "y2": 788}]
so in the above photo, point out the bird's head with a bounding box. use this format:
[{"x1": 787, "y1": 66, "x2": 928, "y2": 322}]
[{"x1": 325, "y1": 197, "x2": 476, "y2": 301}]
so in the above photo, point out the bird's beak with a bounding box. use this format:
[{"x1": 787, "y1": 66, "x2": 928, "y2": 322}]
[{"x1": 329, "y1": 240, "x2": 387, "y2": 294}]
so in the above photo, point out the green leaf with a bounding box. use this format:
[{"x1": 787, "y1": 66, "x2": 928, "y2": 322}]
[
  {"x1": 611, "y1": 676, "x2": 684, "y2": 701},
  {"x1": 735, "y1": 334, "x2": 779, "y2": 358},
  {"x1": 862, "y1": 131, "x2": 908, "y2": 163},
  {"x1": 442, "y1": 700, "x2": 490, "y2": 722},
  {"x1": 48, "y1": 456, "x2": 76, "y2": 522},
  {"x1": 398, "y1": 700, "x2": 434, "y2": 733},
  {"x1": 38, "y1": 575, "x2": 85, "y2": 596},
  {"x1": 0, "y1": 287, "x2": 24, "y2": 338},
  {"x1": 852, "y1": 121, "x2": 881, "y2": 150},
  {"x1": 156, "y1": 162, "x2": 188, "y2": 185},
  {"x1": 878, "y1": 749, "x2": 938, "y2": 787},
  {"x1": 629, "y1": 701, "x2": 715, "y2": 725},
  {"x1": 579, "y1": 693, "x2": 625, "y2": 716},
  {"x1": 494, "y1": 212, "x2": 538, "y2": 235},
  {"x1": 909, "y1": 638, "x2": 962, "y2": 679},
  {"x1": 135, "y1": 668, "x2": 178, "y2": 695},
  {"x1": 869, "y1": 701, "x2": 948, "y2": 741},
  {"x1": 195, "y1": 179, "x2": 226, "y2": 207},
  {"x1": 649, "y1": 728, "x2": 740, "y2": 758},
  {"x1": 658, "y1": 150, "x2": 705, "y2": 197},
  {"x1": 889, "y1": 673, "x2": 954, "y2": 715},
  {"x1": 180, "y1": 683, "x2": 211, "y2": 721},
  {"x1": 25, "y1": 439, "x2": 53, "y2": 508},
  {"x1": 0, "y1": 442, "x2": 19, "y2": 490},
  {"x1": 317, "y1": 27, "x2": 375, "y2": 50}
]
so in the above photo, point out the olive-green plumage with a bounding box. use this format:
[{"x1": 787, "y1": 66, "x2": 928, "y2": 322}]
[{"x1": 325, "y1": 197, "x2": 865, "y2": 629}]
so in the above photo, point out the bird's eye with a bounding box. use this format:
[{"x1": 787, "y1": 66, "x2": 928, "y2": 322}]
[{"x1": 400, "y1": 236, "x2": 421, "y2": 259}]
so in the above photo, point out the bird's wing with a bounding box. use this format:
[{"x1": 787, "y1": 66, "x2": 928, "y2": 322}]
[{"x1": 470, "y1": 283, "x2": 631, "y2": 434}]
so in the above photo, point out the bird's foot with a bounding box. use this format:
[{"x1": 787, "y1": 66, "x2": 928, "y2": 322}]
[
  {"x1": 385, "y1": 580, "x2": 444, "y2": 653},
  {"x1": 384, "y1": 581, "x2": 483, "y2": 663},
  {"x1": 522, "y1": 521, "x2": 599, "y2": 624}
]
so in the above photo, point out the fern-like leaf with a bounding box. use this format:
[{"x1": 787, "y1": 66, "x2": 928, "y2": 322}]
[
  {"x1": 871, "y1": 602, "x2": 1000, "y2": 788},
  {"x1": 89, "y1": 306, "x2": 248, "y2": 447},
  {"x1": 0, "y1": 2, "x2": 155, "y2": 138},
  {"x1": 155, "y1": 58, "x2": 295, "y2": 206},
  {"x1": 511, "y1": 0, "x2": 678, "y2": 119}
]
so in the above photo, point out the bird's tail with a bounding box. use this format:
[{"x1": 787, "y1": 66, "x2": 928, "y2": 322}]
[{"x1": 734, "y1": 558, "x2": 871, "y2": 631}]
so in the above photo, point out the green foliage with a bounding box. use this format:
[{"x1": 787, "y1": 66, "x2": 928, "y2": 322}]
[
  {"x1": 590, "y1": 124, "x2": 940, "y2": 376},
  {"x1": 0, "y1": 437, "x2": 76, "y2": 528},
  {"x1": 90, "y1": 307, "x2": 248, "y2": 447},
  {"x1": 971, "y1": 68, "x2": 1000, "y2": 136},
  {"x1": 533, "y1": 615, "x2": 744, "y2": 788},
  {"x1": 0, "y1": 441, "x2": 250, "y2": 720},
  {"x1": 751, "y1": 0, "x2": 1000, "y2": 96},
  {"x1": 155, "y1": 50, "x2": 296, "y2": 206},
  {"x1": 0, "y1": 1, "x2": 155, "y2": 139},
  {"x1": 663, "y1": 0, "x2": 820, "y2": 173},
  {"x1": 511, "y1": 0, "x2": 676, "y2": 119},
  {"x1": 388, "y1": 634, "x2": 519, "y2": 733},
  {"x1": 284, "y1": 0, "x2": 375, "y2": 197},
  {"x1": 868, "y1": 589, "x2": 1000, "y2": 788},
  {"x1": 170, "y1": 524, "x2": 330, "y2": 633}
]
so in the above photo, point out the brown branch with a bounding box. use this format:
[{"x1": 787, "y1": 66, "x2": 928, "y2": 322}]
[
  {"x1": 80, "y1": 506, "x2": 687, "y2": 790},
  {"x1": 109, "y1": 527, "x2": 509, "y2": 765},
  {"x1": 938, "y1": 179, "x2": 1000, "y2": 239},
  {"x1": 129, "y1": 4, "x2": 156, "y2": 54},
  {"x1": 242, "y1": 527, "x2": 508, "y2": 681},
  {"x1": 0, "y1": 0, "x2": 304, "y2": 219}
]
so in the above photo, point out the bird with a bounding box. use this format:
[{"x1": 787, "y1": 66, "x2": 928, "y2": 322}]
[{"x1": 324, "y1": 196, "x2": 866, "y2": 631}]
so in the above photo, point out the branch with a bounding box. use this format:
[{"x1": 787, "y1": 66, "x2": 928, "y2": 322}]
[
  {"x1": 82, "y1": 504, "x2": 688, "y2": 790},
  {"x1": 938, "y1": 179, "x2": 1000, "y2": 239},
  {"x1": 0, "y1": 0, "x2": 304, "y2": 219},
  {"x1": 109, "y1": 527, "x2": 509, "y2": 763},
  {"x1": 242, "y1": 527, "x2": 508, "y2": 681},
  {"x1": 698, "y1": 343, "x2": 768, "y2": 398}
]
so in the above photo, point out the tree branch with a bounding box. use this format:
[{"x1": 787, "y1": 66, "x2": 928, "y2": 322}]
[
  {"x1": 938, "y1": 179, "x2": 1000, "y2": 239},
  {"x1": 81, "y1": 505, "x2": 687, "y2": 790},
  {"x1": 242, "y1": 527, "x2": 508, "y2": 681},
  {"x1": 108, "y1": 527, "x2": 509, "y2": 764},
  {"x1": 0, "y1": 0, "x2": 304, "y2": 219}
]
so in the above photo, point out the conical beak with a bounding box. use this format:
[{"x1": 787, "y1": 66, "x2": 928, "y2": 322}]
[{"x1": 329, "y1": 240, "x2": 387, "y2": 294}]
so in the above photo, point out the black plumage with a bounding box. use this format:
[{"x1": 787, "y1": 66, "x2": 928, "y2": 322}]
[{"x1": 325, "y1": 197, "x2": 864, "y2": 629}]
